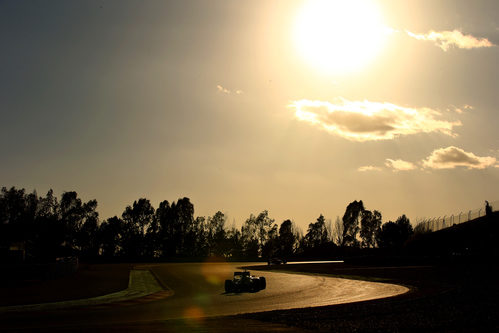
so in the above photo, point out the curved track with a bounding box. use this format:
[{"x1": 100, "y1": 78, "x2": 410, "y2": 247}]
[
  {"x1": 146, "y1": 262, "x2": 408, "y2": 319},
  {"x1": 0, "y1": 262, "x2": 408, "y2": 330}
]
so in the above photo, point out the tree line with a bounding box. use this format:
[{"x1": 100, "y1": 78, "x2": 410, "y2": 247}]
[{"x1": 0, "y1": 187, "x2": 414, "y2": 262}]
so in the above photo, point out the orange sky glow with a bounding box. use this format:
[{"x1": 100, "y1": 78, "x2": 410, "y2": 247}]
[{"x1": 1, "y1": 0, "x2": 498, "y2": 229}]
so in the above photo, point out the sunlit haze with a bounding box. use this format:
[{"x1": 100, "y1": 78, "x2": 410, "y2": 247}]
[
  {"x1": 1, "y1": 0, "x2": 498, "y2": 230},
  {"x1": 293, "y1": 0, "x2": 388, "y2": 74}
]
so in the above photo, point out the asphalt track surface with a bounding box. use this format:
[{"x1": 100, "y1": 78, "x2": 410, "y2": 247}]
[{"x1": 0, "y1": 262, "x2": 408, "y2": 331}]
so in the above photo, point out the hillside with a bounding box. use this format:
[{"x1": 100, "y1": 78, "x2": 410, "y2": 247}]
[{"x1": 405, "y1": 211, "x2": 499, "y2": 259}]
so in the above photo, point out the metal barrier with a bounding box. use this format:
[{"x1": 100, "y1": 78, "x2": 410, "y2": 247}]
[{"x1": 414, "y1": 200, "x2": 498, "y2": 233}]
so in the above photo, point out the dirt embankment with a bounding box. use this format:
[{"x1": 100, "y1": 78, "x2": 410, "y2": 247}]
[{"x1": 239, "y1": 262, "x2": 499, "y2": 332}]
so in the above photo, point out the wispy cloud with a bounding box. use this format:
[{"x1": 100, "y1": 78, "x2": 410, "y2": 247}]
[
  {"x1": 406, "y1": 29, "x2": 495, "y2": 51},
  {"x1": 217, "y1": 85, "x2": 230, "y2": 94},
  {"x1": 358, "y1": 147, "x2": 497, "y2": 172},
  {"x1": 422, "y1": 146, "x2": 496, "y2": 169},
  {"x1": 449, "y1": 104, "x2": 474, "y2": 114},
  {"x1": 289, "y1": 98, "x2": 461, "y2": 141},
  {"x1": 385, "y1": 159, "x2": 417, "y2": 171},
  {"x1": 217, "y1": 85, "x2": 243, "y2": 95},
  {"x1": 358, "y1": 165, "x2": 382, "y2": 172}
]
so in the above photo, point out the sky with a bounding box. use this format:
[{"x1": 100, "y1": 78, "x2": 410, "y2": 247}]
[{"x1": 1, "y1": 0, "x2": 498, "y2": 230}]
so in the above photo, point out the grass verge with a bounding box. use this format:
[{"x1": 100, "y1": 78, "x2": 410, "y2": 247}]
[{"x1": 0, "y1": 263, "x2": 131, "y2": 306}]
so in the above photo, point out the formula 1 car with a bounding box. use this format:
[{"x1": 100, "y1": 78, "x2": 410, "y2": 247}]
[
  {"x1": 224, "y1": 271, "x2": 266, "y2": 293},
  {"x1": 267, "y1": 257, "x2": 287, "y2": 265}
]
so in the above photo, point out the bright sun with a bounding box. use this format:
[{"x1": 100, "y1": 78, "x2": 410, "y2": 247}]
[{"x1": 294, "y1": 0, "x2": 388, "y2": 75}]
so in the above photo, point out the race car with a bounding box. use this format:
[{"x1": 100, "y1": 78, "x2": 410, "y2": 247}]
[
  {"x1": 224, "y1": 271, "x2": 266, "y2": 293},
  {"x1": 267, "y1": 257, "x2": 287, "y2": 265}
]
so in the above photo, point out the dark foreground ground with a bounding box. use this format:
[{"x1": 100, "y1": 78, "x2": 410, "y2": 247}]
[
  {"x1": 242, "y1": 261, "x2": 499, "y2": 332},
  {"x1": 2, "y1": 261, "x2": 498, "y2": 332},
  {"x1": 0, "y1": 263, "x2": 131, "y2": 306}
]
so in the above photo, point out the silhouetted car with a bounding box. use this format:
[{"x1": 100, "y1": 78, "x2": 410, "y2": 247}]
[
  {"x1": 267, "y1": 257, "x2": 287, "y2": 265},
  {"x1": 225, "y1": 271, "x2": 266, "y2": 293}
]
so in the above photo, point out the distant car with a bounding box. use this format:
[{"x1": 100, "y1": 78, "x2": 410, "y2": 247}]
[
  {"x1": 225, "y1": 271, "x2": 266, "y2": 293},
  {"x1": 268, "y1": 258, "x2": 287, "y2": 265}
]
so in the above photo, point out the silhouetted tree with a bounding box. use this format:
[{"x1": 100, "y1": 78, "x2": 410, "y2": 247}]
[
  {"x1": 194, "y1": 216, "x2": 208, "y2": 256},
  {"x1": 360, "y1": 209, "x2": 382, "y2": 248},
  {"x1": 4, "y1": 184, "x2": 447, "y2": 261},
  {"x1": 155, "y1": 200, "x2": 173, "y2": 257},
  {"x1": 145, "y1": 213, "x2": 161, "y2": 258},
  {"x1": 99, "y1": 216, "x2": 125, "y2": 257},
  {"x1": 206, "y1": 211, "x2": 227, "y2": 256},
  {"x1": 396, "y1": 214, "x2": 413, "y2": 241},
  {"x1": 342, "y1": 200, "x2": 364, "y2": 247},
  {"x1": 241, "y1": 214, "x2": 259, "y2": 258},
  {"x1": 262, "y1": 224, "x2": 279, "y2": 258},
  {"x1": 332, "y1": 216, "x2": 343, "y2": 245},
  {"x1": 0, "y1": 187, "x2": 38, "y2": 260},
  {"x1": 32, "y1": 189, "x2": 64, "y2": 260},
  {"x1": 78, "y1": 203, "x2": 100, "y2": 258},
  {"x1": 183, "y1": 211, "x2": 205, "y2": 257},
  {"x1": 0, "y1": 187, "x2": 33, "y2": 247},
  {"x1": 377, "y1": 214, "x2": 413, "y2": 249},
  {"x1": 305, "y1": 214, "x2": 328, "y2": 249},
  {"x1": 154, "y1": 197, "x2": 196, "y2": 257},
  {"x1": 60, "y1": 191, "x2": 85, "y2": 252},
  {"x1": 1, "y1": 187, "x2": 103, "y2": 261},
  {"x1": 278, "y1": 220, "x2": 296, "y2": 258},
  {"x1": 255, "y1": 210, "x2": 275, "y2": 255},
  {"x1": 122, "y1": 198, "x2": 154, "y2": 237},
  {"x1": 225, "y1": 225, "x2": 243, "y2": 259},
  {"x1": 240, "y1": 210, "x2": 275, "y2": 257},
  {"x1": 121, "y1": 198, "x2": 154, "y2": 258},
  {"x1": 172, "y1": 197, "x2": 195, "y2": 256}
]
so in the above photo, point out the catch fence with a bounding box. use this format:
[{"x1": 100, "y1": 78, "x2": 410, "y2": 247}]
[{"x1": 414, "y1": 200, "x2": 498, "y2": 233}]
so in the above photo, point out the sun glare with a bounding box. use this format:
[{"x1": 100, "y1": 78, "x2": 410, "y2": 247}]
[{"x1": 294, "y1": 0, "x2": 388, "y2": 75}]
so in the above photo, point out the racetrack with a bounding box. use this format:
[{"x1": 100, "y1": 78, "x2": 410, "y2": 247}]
[
  {"x1": 146, "y1": 261, "x2": 408, "y2": 319},
  {"x1": 0, "y1": 262, "x2": 408, "y2": 331}
]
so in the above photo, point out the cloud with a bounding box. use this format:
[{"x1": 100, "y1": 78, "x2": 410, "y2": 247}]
[
  {"x1": 358, "y1": 165, "x2": 382, "y2": 172},
  {"x1": 359, "y1": 146, "x2": 497, "y2": 172},
  {"x1": 217, "y1": 85, "x2": 230, "y2": 94},
  {"x1": 422, "y1": 146, "x2": 496, "y2": 169},
  {"x1": 289, "y1": 98, "x2": 461, "y2": 141},
  {"x1": 385, "y1": 159, "x2": 417, "y2": 171},
  {"x1": 449, "y1": 104, "x2": 474, "y2": 114},
  {"x1": 217, "y1": 85, "x2": 243, "y2": 95},
  {"x1": 406, "y1": 29, "x2": 495, "y2": 51}
]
